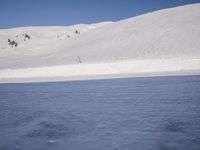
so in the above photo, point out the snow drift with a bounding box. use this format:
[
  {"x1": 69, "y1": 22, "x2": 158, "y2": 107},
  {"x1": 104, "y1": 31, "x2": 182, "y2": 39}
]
[{"x1": 0, "y1": 4, "x2": 200, "y2": 83}]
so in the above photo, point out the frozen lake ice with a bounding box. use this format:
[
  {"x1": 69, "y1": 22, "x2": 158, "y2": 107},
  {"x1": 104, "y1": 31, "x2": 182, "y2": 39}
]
[{"x1": 0, "y1": 75, "x2": 200, "y2": 150}]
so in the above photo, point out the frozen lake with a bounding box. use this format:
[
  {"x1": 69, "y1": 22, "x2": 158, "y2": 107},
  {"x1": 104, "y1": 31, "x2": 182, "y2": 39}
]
[{"x1": 0, "y1": 75, "x2": 200, "y2": 150}]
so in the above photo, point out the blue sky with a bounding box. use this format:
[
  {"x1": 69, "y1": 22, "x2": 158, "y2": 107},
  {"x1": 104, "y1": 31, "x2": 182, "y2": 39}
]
[{"x1": 0, "y1": 0, "x2": 199, "y2": 29}]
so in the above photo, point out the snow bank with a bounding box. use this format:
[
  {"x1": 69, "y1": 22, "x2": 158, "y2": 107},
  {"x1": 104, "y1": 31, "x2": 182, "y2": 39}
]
[{"x1": 0, "y1": 58, "x2": 199, "y2": 83}]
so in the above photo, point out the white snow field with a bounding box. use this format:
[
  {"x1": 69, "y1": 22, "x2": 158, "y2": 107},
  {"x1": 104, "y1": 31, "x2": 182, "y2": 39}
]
[{"x1": 0, "y1": 3, "x2": 200, "y2": 83}]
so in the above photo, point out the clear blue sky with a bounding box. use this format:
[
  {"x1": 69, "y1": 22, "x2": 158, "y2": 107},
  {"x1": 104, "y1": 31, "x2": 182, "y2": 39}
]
[{"x1": 0, "y1": 0, "x2": 199, "y2": 29}]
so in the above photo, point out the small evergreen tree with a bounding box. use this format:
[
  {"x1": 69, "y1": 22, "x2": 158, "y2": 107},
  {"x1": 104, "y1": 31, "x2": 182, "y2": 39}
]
[
  {"x1": 8, "y1": 39, "x2": 11, "y2": 44},
  {"x1": 75, "y1": 30, "x2": 80, "y2": 34},
  {"x1": 24, "y1": 33, "x2": 31, "y2": 39}
]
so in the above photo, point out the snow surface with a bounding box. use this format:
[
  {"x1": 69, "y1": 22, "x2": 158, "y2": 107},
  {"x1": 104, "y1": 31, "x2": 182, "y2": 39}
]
[
  {"x1": 0, "y1": 4, "x2": 200, "y2": 83},
  {"x1": 0, "y1": 76, "x2": 200, "y2": 150}
]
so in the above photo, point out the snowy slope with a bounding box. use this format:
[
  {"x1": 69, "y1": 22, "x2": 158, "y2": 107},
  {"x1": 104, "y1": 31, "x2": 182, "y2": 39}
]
[{"x1": 0, "y1": 4, "x2": 200, "y2": 82}]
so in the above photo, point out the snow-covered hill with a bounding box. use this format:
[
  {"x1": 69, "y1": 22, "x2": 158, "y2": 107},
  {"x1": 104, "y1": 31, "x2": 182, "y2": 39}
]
[{"x1": 0, "y1": 4, "x2": 200, "y2": 83}]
